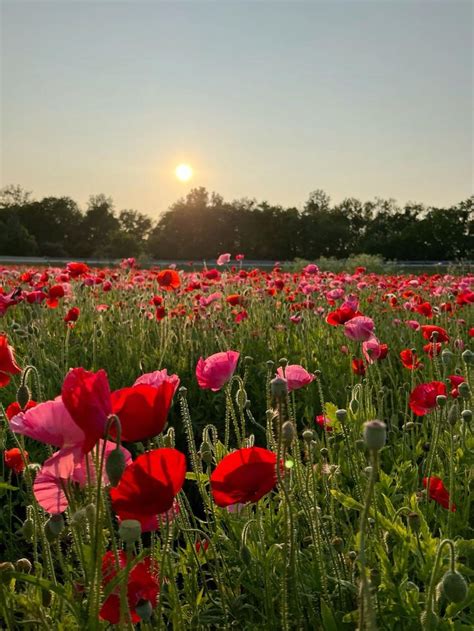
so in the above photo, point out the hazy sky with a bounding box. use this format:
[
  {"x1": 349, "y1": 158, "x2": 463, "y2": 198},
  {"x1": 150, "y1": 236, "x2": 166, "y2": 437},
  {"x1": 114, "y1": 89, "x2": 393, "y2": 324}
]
[{"x1": 1, "y1": 0, "x2": 472, "y2": 218}]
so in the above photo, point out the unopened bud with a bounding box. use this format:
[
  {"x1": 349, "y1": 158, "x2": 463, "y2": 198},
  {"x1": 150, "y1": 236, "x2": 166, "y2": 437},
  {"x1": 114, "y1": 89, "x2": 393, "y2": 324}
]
[
  {"x1": 302, "y1": 429, "x2": 314, "y2": 442},
  {"x1": 457, "y1": 382, "x2": 470, "y2": 399},
  {"x1": 266, "y1": 360, "x2": 274, "y2": 369},
  {"x1": 21, "y1": 517, "x2": 34, "y2": 541},
  {"x1": 278, "y1": 357, "x2": 288, "y2": 367},
  {"x1": 271, "y1": 376, "x2": 288, "y2": 400},
  {"x1": 136, "y1": 599, "x2": 153, "y2": 622},
  {"x1": 355, "y1": 438, "x2": 365, "y2": 451},
  {"x1": 403, "y1": 421, "x2": 415, "y2": 431},
  {"x1": 461, "y1": 349, "x2": 474, "y2": 365},
  {"x1": 281, "y1": 421, "x2": 295, "y2": 445},
  {"x1": 119, "y1": 519, "x2": 142, "y2": 544},
  {"x1": 436, "y1": 395, "x2": 447, "y2": 407},
  {"x1": 200, "y1": 441, "x2": 213, "y2": 464},
  {"x1": 440, "y1": 349, "x2": 454, "y2": 366},
  {"x1": 447, "y1": 403, "x2": 460, "y2": 426},
  {"x1": 15, "y1": 558, "x2": 32, "y2": 573},
  {"x1": 320, "y1": 447, "x2": 329, "y2": 458},
  {"x1": 363, "y1": 420, "x2": 387, "y2": 451},
  {"x1": 236, "y1": 388, "x2": 247, "y2": 409},
  {"x1": 105, "y1": 448, "x2": 126, "y2": 487},
  {"x1": 16, "y1": 384, "x2": 31, "y2": 410},
  {"x1": 349, "y1": 398, "x2": 359, "y2": 414},
  {"x1": 461, "y1": 409, "x2": 472, "y2": 423},
  {"x1": 240, "y1": 544, "x2": 252, "y2": 565},
  {"x1": 45, "y1": 514, "x2": 65, "y2": 541},
  {"x1": 441, "y1": 570, "x2": 468, "y2": 604},
  {"x1": 370, "y1": 568, "x2": 381, "y2": 587},
  {"x1": 407, "y1": 512, "x2": 420, "y2": 532},
  {"x1": 336, "y1": 409, "x2": 347, "y2": 423},
  {"x1": 420, "y1": 609, "x2": 439, "y2": 629},
  {"x1": 332, "y1": 537, "x2": 344, "y2": 553},
  {"x1": 348, "y1": 551, "x2": 357, "y2": 561}
]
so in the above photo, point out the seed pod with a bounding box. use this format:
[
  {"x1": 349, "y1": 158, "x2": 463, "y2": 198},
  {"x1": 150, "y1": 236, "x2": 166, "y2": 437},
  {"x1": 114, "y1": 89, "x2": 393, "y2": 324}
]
[
  {"x1": 281, "y1": 421, "x2": 295, "y2": 446},
  {"x1": 461, "y1": 349, "x2": 474, "y2": 365},
  {"x1": 436, "y1": 395, "x2": 447, "y2": 407},
  {"x1": 271, "y1": 376, "x2": 288, "y2": 400},
  {"x1": 45, "y1": 514, "x2": 65, "y2": 541},
  {"x1": 119, "y1": 519, "x2": 142, "y2": 544},
  {"x1": 441, "y1": 570, "x2": 468, "y2": 603},
  {"x1": 336, "y1": 409, "x2": 347, "y2": 423},
  {"x1": 363, "y1": 420, "x2": 387, "y2": 451},
  {"x1": 457, "y1": 382, "x2": 470, "y2": 400},
  {"x1": 302, "y1": 429, "x2": 314, "y2": 443},
  {"x1": 461, "y1": 409, "x2": 472, "y2": 423},
  {"x1": 440, "y1": 349, "x2": 454, "y2": 366},
  {"x1": 105, "y1": 448, "x2": 126, "y2": 487}
]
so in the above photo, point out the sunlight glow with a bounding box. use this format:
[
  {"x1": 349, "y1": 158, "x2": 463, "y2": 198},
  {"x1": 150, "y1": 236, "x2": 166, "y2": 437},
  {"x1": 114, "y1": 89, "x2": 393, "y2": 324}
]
[{"x1": 175, "y1": 163, "x2": 193, "y2": 182}]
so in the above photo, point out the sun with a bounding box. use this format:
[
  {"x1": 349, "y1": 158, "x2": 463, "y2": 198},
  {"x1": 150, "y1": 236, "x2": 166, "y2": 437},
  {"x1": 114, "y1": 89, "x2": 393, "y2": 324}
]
[{"x1": 175, "y1": 163, "x2": 193, "y2": 182}]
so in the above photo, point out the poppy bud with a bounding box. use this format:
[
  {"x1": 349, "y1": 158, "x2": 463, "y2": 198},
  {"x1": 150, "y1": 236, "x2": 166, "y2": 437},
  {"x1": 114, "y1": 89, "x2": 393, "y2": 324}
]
[
  {"x1": 436, "y1": 395, "x2": 447, "y2": 407},
  {"x1": 349, "y1": 398, "x2": 359, "y2": 414},
  {"x1": 332, "y1": 537, "x2": 344, "y2": 553},
  {"x1": 119, "y1": 519, "x2": 142, "y2": 544},
  {"x1": 302, "y1": 429, "x2": 314, "y2": 442},
  {"x1": 236, "y1": 388, "x2": 247, "y2": 410},
  {"x1": 403, "y1": 422, "x2": 415, "y2": 431},
  {"x1": 336, "y1": 409, "x2": 347, "y2": 422},
  {"x1": 278, "y1": 357, "x2": 288, "y2": 367},
  {"x1": 0, "y1": 562, "x2": 14, "y2": 573},
  {"x1": 320, "y1": 447, "x2": 328, "y2": 458},
  {"x1": 136, "y1": 599, "x2": 153, "y2": 622},
  {"x1": 314, "y1": 369, "x2": 322, "y2": 378},
  {"x1": 200, "y1": 441, "x2": 213, "y2": 464},
  {"x1": 240, "y1": 544, "x2": 252, "y2": 565},
  {"x1": 45, "y1": 514, "x2": 65, "y2": 541},
  {"x1": 244, "y1": 356, "x2": 253, "y2": 365},
  {"x1": 16, "y1": 384, "x2": 31, "y2": 410},
  {"x1": 281, "y1": 421, "x2": 295, "y2": 446},
  {"x1": 42, "y1": 589, "x2": 52, "y2": 607},
  {"x1": 462, "y1": 349, "x2": 474, "y2": 365},
  {"x1": 85, "y1": 503, "x2": 96, "y2": 522},
  {"x1": 457, "y1": 382, "x2": 470, "y2": 399},
  {"x1": 106, "y1": 448, "x2": 126, "y2": 487},
  {"x1": 271, "y1": 376, "x2": 288, "y2": 400},
  {"x1": 348, "y1": 551, "x2": 357, "y2": 561},
  {"x1": 355, "y1": 438, "x2": 365, "y2": 450},
  {"x1": 162, "y1": 430, "x2": 174, "y2": 448},
  {"x1": 20, "y1": 517, "x2": 34, "y2": 541},
  {"x1": 179, "y1": 386, "x2": 188, "y2": 395},
  {"x1": 420, "y1": 610, "x2": 439, "y2": 629},
  {"x1": 441, "y1": 570, "x2": 468, "y2": 603},
  {"x1": 407, "y1": 512, "x2": 420, "y2": 532},
  {"x1": 244, "y1": 399, "x2": 251, "y2": 409},
  {"x1": 440, "y1": 349, "x2": 454, "y2": 366},
  {"x1": 461, "y1": 409, "x2": 472, "y2": 423},
  {"x1": 266, "y1": 360, "x2": 274, "y2": 369},
  {"x1": 447, "y1": 403, "x2": 459, "y2": 426},
  {"x1": 363, "y1": 420, "x2": 387, "y2": 451},
  {"x1": 15, "y1": 558, "x2": 32, "y2": 573},
  {"x1": 70, "y1": 508, "x2": 87, "y2": 528}
]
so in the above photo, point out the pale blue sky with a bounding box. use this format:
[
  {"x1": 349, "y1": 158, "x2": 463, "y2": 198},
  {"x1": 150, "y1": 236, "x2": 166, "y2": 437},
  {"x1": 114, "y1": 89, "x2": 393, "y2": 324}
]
[{"x1": 1, "y1": 0, "x2": 472, "y2": 218}]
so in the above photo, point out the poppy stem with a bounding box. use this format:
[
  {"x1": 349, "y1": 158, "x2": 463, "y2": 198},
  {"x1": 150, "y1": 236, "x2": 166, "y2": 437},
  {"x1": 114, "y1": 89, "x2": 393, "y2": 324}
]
[{"x1": 358, "y1": 449, "x2": 378, "y2": 631}]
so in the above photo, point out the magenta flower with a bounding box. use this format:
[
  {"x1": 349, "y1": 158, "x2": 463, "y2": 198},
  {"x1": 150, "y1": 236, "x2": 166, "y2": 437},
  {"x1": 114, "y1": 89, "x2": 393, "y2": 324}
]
[
  {"x1": 134, "y1": 369, "x2": 180, "y2": 397},
  {"x1": 196, "y1": 351, "x2": 240, "y2": 391},
  {"x1": 362, "y1": 336, "x2": 382, "y2": 364},
  {"x1": 276, "y1": 364, "x2": 314, "y2": 392},
  {"x1": 344, "y1": 316, "x2": 375, "y2": 342}
]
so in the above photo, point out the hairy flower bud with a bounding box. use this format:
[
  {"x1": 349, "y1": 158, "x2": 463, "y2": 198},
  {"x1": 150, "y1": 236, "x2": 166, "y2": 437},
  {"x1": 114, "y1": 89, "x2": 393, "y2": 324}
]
[
  {"x1": 45, "y1": 514, "x2": 65, "y2": 541},
  {"x1": 15, "y1": 558, "x2": 32, "y2": 573},
  {"x1": 407, "y1": 512, "x2": 420, "y2": 532},
  {"x1": 281, "y1": 421, "x2": 295, "y2": 446},
  {"x1": 461, "y1": 409, "x2": 472, "y2": 423},
  {"x1": 136, "y1": 599, "x2": 153, "y2": 622},
  {"x1": 440, "y1": 349, "x2": 454, "y2": 366},
  {"x1": 441, "y1": 570, "x2": 468, "y2": 603},
  {"x1": 363, "y1": 420, "x2": 387, "y2": 451},
  {"x1": 436, "y1": 394, "x2": 447, "y2": 407},
  {"x1": 457, "y1": 382, "x2": 470, "y2": 400},
  {"x1": 200, "y1": 441, "x2": 213, "y2": 464},
  {"x1": 302, "y1": 429, "x2": 314, "y2": 443},
  {"x1": 447, "y1": 403, "x2": 460, "y2": 426},
  {"x1": 461, "y1": 349, "x2": 474, "y2": 365},
  {"x1": 336, "y1": 409, "x2": 347, "y2": 423},
  {"x1": 236, "y1": 388, "x2": 247, "y2": 410},
  {"x1": 332, "y1": 537, "x2": 344, "y2": 553},
  {"x1": 16, "y1": 384, "x2": 31, "y2": 410},
  {"x1": 271, "y1": 376, "x2": 288, "y2": 400},
  {"x1": 106, "y1": 448, "x2": 126, "y2": 487},
  {"x1": 119, "y1": 519, "x2": 142, "y2": 544},
  {"x1": 20, "y1": 517, "x2": 34, "y2": 541}
]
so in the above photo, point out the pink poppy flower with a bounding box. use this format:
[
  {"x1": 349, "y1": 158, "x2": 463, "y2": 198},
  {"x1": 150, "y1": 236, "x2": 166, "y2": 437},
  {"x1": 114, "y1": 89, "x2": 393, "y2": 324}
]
[
  {"x1": 362, "y1": 336, "x2": 382, "y2": 364},
  {"x1": 196, "y1": 351, "x2": 240, "y2": 391},
  {"x1": 134, "y1": 369, "x2": 180, "y2": 397},
  {"x1": 405, "y1": 320, "x2": 421, "y2": 331},
  {"x1": 34, "y1": 441, "x2": 132, "y2": 514},
  {"x1": 216, "y1": 253, "x2": 231, "y2": 266},
  {"x1": 276, "y1": 364, "x2": 314, "y2": 392},
  {"x1": 344, "y1": 316, "x2": 375, "y2": 342}
]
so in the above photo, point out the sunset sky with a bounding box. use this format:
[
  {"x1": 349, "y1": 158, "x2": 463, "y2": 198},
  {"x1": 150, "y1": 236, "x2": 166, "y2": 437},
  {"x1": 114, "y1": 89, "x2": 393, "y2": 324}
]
[{"x1": 1, "y1": 0, "x2": 472, "y2": 218}]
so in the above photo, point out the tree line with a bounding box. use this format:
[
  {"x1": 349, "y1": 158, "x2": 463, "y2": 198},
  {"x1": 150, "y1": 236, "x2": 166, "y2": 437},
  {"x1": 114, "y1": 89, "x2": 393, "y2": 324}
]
[{"x1": 0, "y1": 185, "x2": 472, "y2": 261}]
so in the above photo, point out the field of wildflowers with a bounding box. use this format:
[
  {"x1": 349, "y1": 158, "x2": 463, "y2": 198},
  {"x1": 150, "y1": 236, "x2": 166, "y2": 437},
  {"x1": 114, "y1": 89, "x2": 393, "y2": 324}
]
[{"x1": 0, "y1": 256, "x2": 473, "y2": 630}]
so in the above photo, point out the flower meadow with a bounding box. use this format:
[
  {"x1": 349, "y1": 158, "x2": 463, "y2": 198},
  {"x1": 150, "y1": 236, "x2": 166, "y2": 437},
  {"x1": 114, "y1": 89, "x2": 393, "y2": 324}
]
[{"x1": 0, "y1": 258, "x2": 473, "y2": 631}]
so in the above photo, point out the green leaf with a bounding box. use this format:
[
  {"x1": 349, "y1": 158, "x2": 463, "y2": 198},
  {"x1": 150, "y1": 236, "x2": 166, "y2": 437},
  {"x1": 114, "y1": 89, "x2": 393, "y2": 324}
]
[
  {"x1": 320, "y1": 599, "x2": 339, "y2": 631},
  {"x1": 330, "y1": 489, "x2": 363, "y2": 511},
  {"x1": 0, "y1": 481, "x2": 18, "y2": 491}
]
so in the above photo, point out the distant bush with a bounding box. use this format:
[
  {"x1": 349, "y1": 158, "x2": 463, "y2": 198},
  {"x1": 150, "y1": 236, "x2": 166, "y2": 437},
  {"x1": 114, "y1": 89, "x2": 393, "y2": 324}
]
[{"x1": 289, "y1": 253, "x2": 387, "y2": 273}]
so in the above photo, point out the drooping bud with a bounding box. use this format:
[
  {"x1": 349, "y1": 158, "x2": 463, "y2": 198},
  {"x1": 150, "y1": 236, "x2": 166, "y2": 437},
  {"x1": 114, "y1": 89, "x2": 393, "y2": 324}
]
[
  {"x1": 45, "y1": 514, "x2": 65, "y2": 541},
  {"x1": 136, "y1": 599, "x2": 153, "y2": 622},
  {"x1": 441, "y1": 570, "x2": 468, "y2": 603},
  {"x1": 461, "y1": 409, "x2": 472, "y2": 423},
  {"x1": 266, "y1": 360, "x2": 274, "y2": 369},
  {"x1": 20, "y1": 517, "x2": 34, "y2": 541},
  {"x1": 271, "y1": 376, "x2": 288, "y2": 400},
  {"x1": 440, "y1": 349, "x2": 454, "y2": 367},
  {"x1": 278, "y1": 357, "x2": 288, "y2": 368},
  {"x1": 370, "y1": 568, "x2": 381, "y2": 587},
  {"x1": 236, "y1": 388, "x2": 247, "y2": 410},
  {"x1": 302, "y1": 429, "x2": 314, "y2": 443},
  {"x1": 119, "y1": 519, "x2": 142, "y2": 544},
  {"x1": 281, "y1": 421, "x2": 295, "y2": 446},
  {"x1": 15, "y1": 558, "x2": 32, "y2": 573},
  {"x1": 200, "y1": 441, "x2": 213, "y2": 464},
  {"x1": 461, "y1": 349, "x2": 474, "y2": 365},
  {"x1": 336, "y1": 409, "x2": 347, "y2": 423},
  {"x1": 457, "y1": 382, "x2": 470, "y2": 400},
  {"x1": 407, "y1": 512, "x2": 420, "y2": 532},
  {"x1": 105, "y1": 448, "x2": 126, "y2": 487},
  {"x1": 420, "y1": 609, "x2": 439, "y2": 629},
  {"x1": 436, "y1": 395, "x2": 447, "y2": 408},
  {"x1": 349, "y1": 398, "x2": 359, "y2": 415},
  {"x1": 363, "y1": 420, "x2": 387, "y2": 451},
  {"x1": 240, "y1": 544, "x2": 252, "y2": 565},
  {"x1": 16, "y1": 384, "x2": 31, "y2": 410},
  {"x1": 447, "y1": 402, "x2": 460, "y2": 426}
]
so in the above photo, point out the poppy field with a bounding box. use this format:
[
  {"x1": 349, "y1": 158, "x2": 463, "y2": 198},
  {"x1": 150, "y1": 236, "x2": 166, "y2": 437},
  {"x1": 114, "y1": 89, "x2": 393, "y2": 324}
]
[{"x1": 0, "y1": 257, "x2": 473, "y2": 630}]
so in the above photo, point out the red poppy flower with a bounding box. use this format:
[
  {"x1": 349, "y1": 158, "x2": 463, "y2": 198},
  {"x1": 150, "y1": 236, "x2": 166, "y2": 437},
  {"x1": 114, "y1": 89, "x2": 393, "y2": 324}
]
[
  {"x1": 61, "y1": 368, "x2": 112, "y2": 453},
  {"x1": 0, "y1": 334, "x2": 21, "y2": 388},
  {"x1": 400, "y1": 349, "x2": 421, "y2": 370},
  {"x1": 315, "y1": 414, "x2": 332, "y2": 432},
  {"x1": 226, "y1": 294, "x2": 243, "y2": 306},
  {"x1": 448, "y1": 375, "x2": 465, "y2": 398},
  {"x1": 326, "y1": 305, "x2": 360, "y2": 326},
  {"x1": 351, "y1": 358, "x2": 366, "y2": 376},
  {"x1": 409, "y1": 381, "x2": 446, "y2": 416},
  {"x1": 67, "y1": 262, "x2": 89, "y2": 278},
  {"x1": 420, "y1": 325, "x2": 449, "y2": 343},
  {"x1": 100, "y1": 551, "x2": 159, "y2": 624},
  {"x1": 378, "y1": 344, "x2": 389, "y2": 360},
  {"x1": 4, "y1": 447, "x2": 28, "y2": 473},
  {"x1": 46, "y1": 284, "x2": 65, "y2": 308},
  {"x1": 157, "y1": 269, "x2": 180, "y2": 290},
  {"x1": 423, "y1": 342, "x2": 442, "y2": 358},
  {"x1": 210, "y1": 447, "x2": 277, "y2": 508},
  {"x1": 64, "y1": 307, "x2": 80, "y2": 323},
  {"x1": 416, "y1": 302, "x2": 433, "y2": 318},
  {"x1": 110, "y1": 448, "x2": 186, "y2": 527},
  {"x1": 423, "y1": 476, "x2": 456, "y2": 512},
  {"x1": 469, "y1": 327, "x2": 474, "y2": 338},
  {"x1": 5, "y1": 400, "x2": 37, "y2": 420},
  {"x1": 110, "y1": 382, "x2": 174, "y2": 442}
]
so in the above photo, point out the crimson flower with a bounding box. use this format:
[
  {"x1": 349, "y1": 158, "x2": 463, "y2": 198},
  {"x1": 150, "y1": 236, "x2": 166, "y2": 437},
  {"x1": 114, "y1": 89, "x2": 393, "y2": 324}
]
[
  {"x1": 409, "y1": 381, "x2": 446, "y2": 416},
  {"x1": 0, "y1": 334, "x2": 21, "y2": 387},
  {"x1": 4, "y1": 447, "x2": 28, "y2": 473},
  {"x1": 210, "y1": 447, "x2": 277, "y2": 508},
  {"x1": 157, "y1": 269, "x2": 180, "y2": 290},
  {"x1": 423, "y1": 342, "x2": 442, "y2": 358},
  {"x1": 67, "y1": 262, "x2": 89, "y2": 278},
  {"x1": 226, "y1": 294, "x2": 243, "y2": 306},
  {"x1": 315, "y1": 414, "x2": 332, "y2": 432},
  {"x1": 326, "y1": 305, "x2": 360, "y2": 326},
  {"x1": 420, "y1": 325, "x2": 449, "y2": 343},
  {"x1": 110, "y1": 382, "x2": 175, "y2": 442},
  {"x1": 61, "y1": 368, "x2": 112, "y2": 453},
  {"x1": 423, "y1": 476, "x2": 456, "y2": 512},
  {"x1": 351, "y1": 358, "x2": 366, "y2": 376},
  {"x1": 64, "y1": 307, "x2": 80, "y2": 323},
  {"x1": 110, "y1": 448, "x2": 186, "y2": 527},
  {"x1": 5, "y1": 400, "x2": 37, "y2": 420},
  {"x1": 100, "y1": 551, "x2": 159, "y2": 624},
  {"x1": 400, "y1": 349, "x2": 421, "y2": 370},
  {"x1": 448, "y1": 375, "x2": 465, "y2": 398}
]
